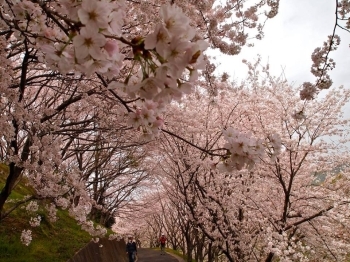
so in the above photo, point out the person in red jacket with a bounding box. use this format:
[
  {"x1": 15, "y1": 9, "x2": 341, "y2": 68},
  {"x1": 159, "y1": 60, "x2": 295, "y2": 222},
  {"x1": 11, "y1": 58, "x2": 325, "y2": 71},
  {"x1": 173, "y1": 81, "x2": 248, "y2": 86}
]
[{"x1": 159, "y1": 233, "x2": 167, "y2": 255}]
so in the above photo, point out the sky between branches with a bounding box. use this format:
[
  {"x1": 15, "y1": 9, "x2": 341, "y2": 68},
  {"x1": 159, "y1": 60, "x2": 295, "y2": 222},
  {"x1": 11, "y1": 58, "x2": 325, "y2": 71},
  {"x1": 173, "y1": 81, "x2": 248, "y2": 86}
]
[{"x1": 216, "y1": 0, "x2": 350, "y2": 91}]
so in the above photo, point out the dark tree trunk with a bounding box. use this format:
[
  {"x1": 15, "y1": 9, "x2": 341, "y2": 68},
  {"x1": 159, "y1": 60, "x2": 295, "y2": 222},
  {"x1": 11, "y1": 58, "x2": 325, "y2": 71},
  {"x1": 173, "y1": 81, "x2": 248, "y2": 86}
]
[
  {"x1": 0, "y1": 137, "x2": 31, "y2": 220},
  {"x1": 265, "y1": 252, "x2": 274, "y2": 262},
  {"x1": 0, "y1": 163, "x2": 23, "y2": 219}
]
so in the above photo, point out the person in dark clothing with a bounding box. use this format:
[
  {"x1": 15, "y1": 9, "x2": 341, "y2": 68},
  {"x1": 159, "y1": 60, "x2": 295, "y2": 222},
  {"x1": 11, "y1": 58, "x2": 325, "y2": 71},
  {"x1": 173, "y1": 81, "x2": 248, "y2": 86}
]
[{"x1": 126, "y1": 236, "x2": 138, "y2": 262}]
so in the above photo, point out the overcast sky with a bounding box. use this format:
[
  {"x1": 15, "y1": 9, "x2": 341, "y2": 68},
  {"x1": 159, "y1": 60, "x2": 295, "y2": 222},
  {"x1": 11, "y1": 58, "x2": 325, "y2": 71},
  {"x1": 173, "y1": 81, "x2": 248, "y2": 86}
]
[{"x1": 216, "y1": 0, "x2": 350, "y2": 90}]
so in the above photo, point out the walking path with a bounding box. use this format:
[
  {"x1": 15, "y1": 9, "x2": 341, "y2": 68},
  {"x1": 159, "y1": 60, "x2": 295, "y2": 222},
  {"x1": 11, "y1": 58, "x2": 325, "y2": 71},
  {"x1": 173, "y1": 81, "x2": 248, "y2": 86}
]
[
  {"x1": 68, "y1": 238, "x2": 186, "y2": 262},
  {"x1": 137, "y1": 248, "x2": 184, "y2": 262}
]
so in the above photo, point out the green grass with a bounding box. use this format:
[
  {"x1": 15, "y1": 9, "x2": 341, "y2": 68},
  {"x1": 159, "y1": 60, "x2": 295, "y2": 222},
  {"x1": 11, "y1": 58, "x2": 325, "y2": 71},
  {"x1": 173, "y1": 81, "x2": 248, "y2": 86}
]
[
  {"x1": 0, "y1": 169, "x2": 98, "y2": 262},
  {"x1": 0, "y1": 210, "x2": 92, "y2": 262}
]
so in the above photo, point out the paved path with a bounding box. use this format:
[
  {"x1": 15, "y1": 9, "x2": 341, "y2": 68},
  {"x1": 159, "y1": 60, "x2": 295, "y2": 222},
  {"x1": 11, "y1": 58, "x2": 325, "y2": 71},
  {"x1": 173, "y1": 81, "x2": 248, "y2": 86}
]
[{"x1": 136, "y1": 248, "x2": 183, "y2": 262}]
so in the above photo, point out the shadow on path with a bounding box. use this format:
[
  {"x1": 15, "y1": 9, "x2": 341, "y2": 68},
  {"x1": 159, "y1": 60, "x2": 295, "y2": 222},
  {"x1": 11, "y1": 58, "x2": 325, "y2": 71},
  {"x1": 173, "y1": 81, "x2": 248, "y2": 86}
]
[{"x1": 137, "y1": 248, "x2": 182, "y2": 262}]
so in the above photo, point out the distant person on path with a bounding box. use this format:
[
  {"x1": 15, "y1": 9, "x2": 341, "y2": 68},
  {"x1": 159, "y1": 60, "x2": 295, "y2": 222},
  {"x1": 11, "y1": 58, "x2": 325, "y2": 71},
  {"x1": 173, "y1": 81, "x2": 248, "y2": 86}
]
[
  {"x1": 136, "y1": 238, "x2": 142, "y2": 248},
  {"x1": 159, "y1": 233, "x2": 167, "y2": 255},
  {"x1": 126, "y1": 236, "x2": 137, "y2": 262}
]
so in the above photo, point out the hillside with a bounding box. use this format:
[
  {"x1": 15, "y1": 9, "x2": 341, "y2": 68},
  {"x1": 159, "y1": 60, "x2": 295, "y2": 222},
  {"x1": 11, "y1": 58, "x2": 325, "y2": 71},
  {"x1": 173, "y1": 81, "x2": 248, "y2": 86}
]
[{"x1": 0, "y1": 166, "x2": 93, "y2": 262}]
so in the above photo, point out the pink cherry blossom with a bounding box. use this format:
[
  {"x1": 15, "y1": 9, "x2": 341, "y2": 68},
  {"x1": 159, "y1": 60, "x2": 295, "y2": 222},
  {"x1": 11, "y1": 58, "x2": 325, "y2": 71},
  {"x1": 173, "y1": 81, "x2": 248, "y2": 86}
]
[
  {"x1": 79, "y1": 58, "x2": 111, "y2": 76},
  {"x1": 107, "y1": 10, "x2": 124, "y2": 36},
  {"x1": 21, "y1": 230, "x2": 32, "y2": 246},
  {"x1": 127, "y1": 110, "x2": 142, "y2": 128},
  {"x1": 163, "y1": 37, "x2": 191, "y2": 65},
  {"x1": 131, "y1": 77, "x2": 164, "y2": 100},
  {"x1": 104, "y1": 39, "x2": 119, "y2": 59},
  {"x1": 77, "y1": 0, "x2": 109, "y2": 30},
  {"x1": 7, "y1": 1, "x2": 350, "y2": 258},
  {"x1": 144, "y1": 23, "x2": 171, "y2": 57},
  {"x1": 160, "y1": 4, "x2": 190, "y2": 36},
  {"x1": 140, "y1": 108, "x2": 156, "y2": 125},
  {"x1": 73, "y1": 26, "x2": 106, "y2": 60}
]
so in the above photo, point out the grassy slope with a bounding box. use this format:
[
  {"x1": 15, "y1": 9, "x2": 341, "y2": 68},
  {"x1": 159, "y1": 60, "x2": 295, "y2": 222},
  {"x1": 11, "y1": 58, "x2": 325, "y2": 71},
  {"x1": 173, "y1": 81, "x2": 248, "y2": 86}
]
[{"x1": 0, "y1": 166, "x2": 92, "y2": 262}]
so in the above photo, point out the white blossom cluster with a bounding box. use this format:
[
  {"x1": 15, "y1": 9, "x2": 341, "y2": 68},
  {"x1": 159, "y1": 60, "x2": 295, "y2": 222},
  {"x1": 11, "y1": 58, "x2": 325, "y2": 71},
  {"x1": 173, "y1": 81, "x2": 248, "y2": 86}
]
[
  {"x1": 46, "y1": 203, "x2": 58, "y2": 223},
  {"x1": 338, "y1": 0, "x2": 350, "y2": 19},
  {"x1": 266, "y1": 229, "x2": 310, "y2": 261},
  {"x1": 55, "y1": 197, "x2": 70, "y2": 210},
  {"x1": 299, "y1": 82, "x2": 318, "y2": 101},
  {"x1": 109, "y1": 4, "x2": 208, "y2": 136},
  {"x1": 217, "y1": 128, "x2": 282, "y2": 171},
  {"x1": 124, "y1": 100, "x2": 165, "y2": 137},
  {"x1": 7, "y1": 0, "x2": 126, "y2": 76},
  {"x1": 81, "y1": 221, "x2": 107, "y2": 238},
  {"x1": 2, "y1": 0, "x2": 208, "y2": 137},
  {"x1": 218, "y1": 128, "x2": 265, "y2": 171},
  {"x1": 29, "y1": 216, "x2": 41, "y2": 227},
  {"x1": 20, "y1": 229, "x2": 32, "y2": 246},
  {"x1": 68, "y1": 200, "x2": 91, "y2": 224},
  {"x1": 25, "y1": 201, "x2": 39, "y2": 212},
  {"x1": 300, "y1": 35, "x2": 340, "y2": 100}
]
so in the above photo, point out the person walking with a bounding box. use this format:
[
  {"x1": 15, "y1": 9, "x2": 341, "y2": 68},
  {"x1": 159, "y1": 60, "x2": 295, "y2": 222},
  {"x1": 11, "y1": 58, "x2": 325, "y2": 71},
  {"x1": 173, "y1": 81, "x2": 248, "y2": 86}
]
[
  {"x1": 159, "y1": 233, "x2": 167, "y2": 255},
  {"x1": 126, "y1": 236, "x2": 138, "y2": 262}
]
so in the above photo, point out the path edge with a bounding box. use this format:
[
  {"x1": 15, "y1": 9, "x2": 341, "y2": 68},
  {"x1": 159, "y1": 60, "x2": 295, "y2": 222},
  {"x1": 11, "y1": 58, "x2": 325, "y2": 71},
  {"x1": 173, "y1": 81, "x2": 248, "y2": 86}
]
[{"x1": 166, "y1": 252, "x2": 185, "y2": 262}]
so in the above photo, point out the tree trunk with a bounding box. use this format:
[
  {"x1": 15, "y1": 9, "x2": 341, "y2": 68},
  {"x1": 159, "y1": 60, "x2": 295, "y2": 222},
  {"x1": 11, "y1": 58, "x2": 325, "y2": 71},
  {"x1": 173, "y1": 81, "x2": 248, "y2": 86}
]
[
  {"x1": 207, "y1": 242, "x2": 213, "y2": 262},
  {"x1": 0, "y1": 163, "x2": 23, "y2": 220},
  {"x1": 186, "y1": 239, "x2": 193, "y2": 262},
  {"x1": 0, "y1": 137, "x2": 31, "y2": 220},
  {"x1": 265, "y1": 252, "x2": 274, "y2": 262}
]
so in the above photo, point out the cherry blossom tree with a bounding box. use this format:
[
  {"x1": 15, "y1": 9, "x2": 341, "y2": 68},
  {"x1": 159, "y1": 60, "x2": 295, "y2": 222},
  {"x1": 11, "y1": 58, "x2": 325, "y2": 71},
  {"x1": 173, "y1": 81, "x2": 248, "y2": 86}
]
[
  {"x1": 70, "y1": 129, "x2": 150, "y2": 227},
  {"x1": 2, "y1": 3, "x2": 350, "y2": 260},
  {"x1": 112, "y1": 189, "x2": 164, "y2": 246},
  {"x1": 155, "y1": 92, "x2": 260, "y2": 261},
  {"x1": 0, "y1": 0, "x2": 283, "y2": 246},
  {"x1": 151, "y1": 63, "x2": 350, "y2": 261},
  {"x1": 160, "y1": 172, "x2": 224, "y2": 262},
  {"x1": 241, "y1": 71, "x2": 350, "y2": 261}
]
